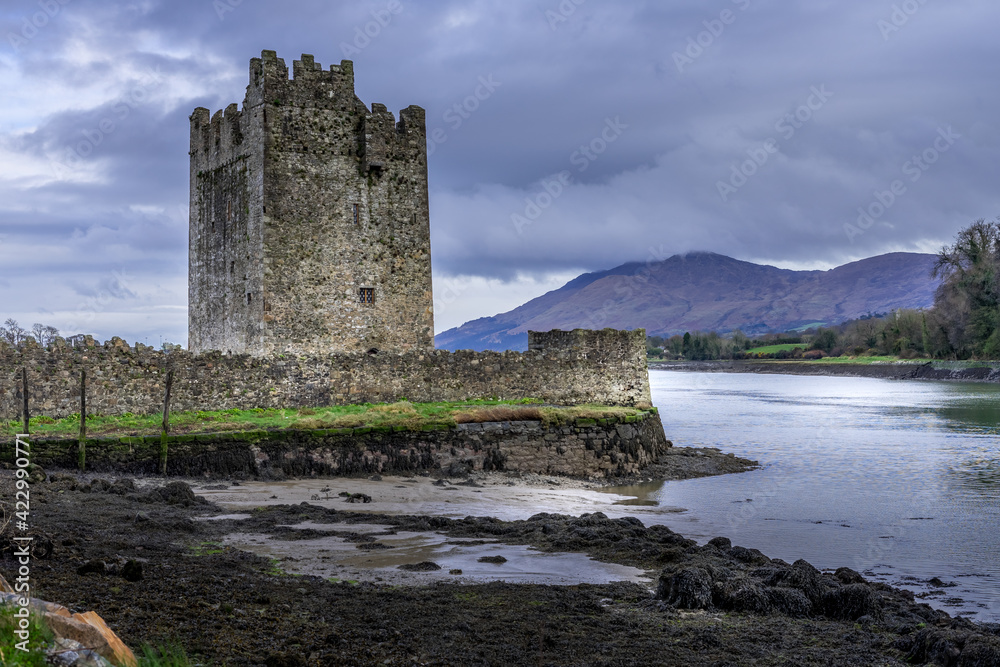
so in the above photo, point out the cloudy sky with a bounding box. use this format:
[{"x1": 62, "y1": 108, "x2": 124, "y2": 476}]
[{"x1": 1, "y1": 0, "x2": 998, "y2": 346}]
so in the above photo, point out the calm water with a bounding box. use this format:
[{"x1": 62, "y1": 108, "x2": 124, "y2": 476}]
[{"x1": 617, "y1": 370, "x2": 1000, "y2": 621}]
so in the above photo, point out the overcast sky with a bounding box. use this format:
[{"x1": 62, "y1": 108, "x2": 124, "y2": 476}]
[{"x1": 1, "y1": 0, "x2": 998, "y2": 346}]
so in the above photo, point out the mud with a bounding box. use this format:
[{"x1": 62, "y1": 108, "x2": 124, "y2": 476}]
[{"x1": 3, "y1": 470, "x2": 999, "y2": 666}]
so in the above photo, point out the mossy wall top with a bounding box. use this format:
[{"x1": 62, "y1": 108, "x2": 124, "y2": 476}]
[
  {"x1": 0, "y1": 329, "x2": 651, "y2": 419},
  {"x1": 189, "y1": 51, "x2": 433, "y2": 358}
]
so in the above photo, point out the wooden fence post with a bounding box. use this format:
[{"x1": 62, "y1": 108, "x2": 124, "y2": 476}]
[
  {"x1": 21, "y1": 367, "x2": 29, "y2": 435},
  {"x1": 160, "y1": 370, "x2": 174, "y2": 475},
  {"x1": 78, "y1": 369, "x2": 87, "y2": 471}
]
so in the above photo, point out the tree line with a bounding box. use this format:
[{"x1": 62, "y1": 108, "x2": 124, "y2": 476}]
[
  {"x1": 0, "y1": 320, "x2": 182, "y2": 352},
  {"x1": 1, "y1": 319, "x2": 61, "y2": 347},
  {"x1": 648, "y1": 219, "x2": 1000, "y2": 361}
]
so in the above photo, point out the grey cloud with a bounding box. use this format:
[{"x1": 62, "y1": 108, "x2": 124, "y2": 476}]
[{"x1": 2, "y1": 0, "x2": 1000, "y2": 343}]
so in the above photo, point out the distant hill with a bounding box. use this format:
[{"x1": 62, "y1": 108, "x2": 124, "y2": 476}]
[{"x1": 434, "y1": 252, "x2": 940, "y2": 351}]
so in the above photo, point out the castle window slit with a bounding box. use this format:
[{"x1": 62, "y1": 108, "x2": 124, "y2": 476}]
[{"x1": 359, "y1": 287, "x2": 374, "y2": 305}]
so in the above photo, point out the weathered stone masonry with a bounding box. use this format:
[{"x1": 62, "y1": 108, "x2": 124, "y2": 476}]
[
  {"x1": 189, "y1": 51, "x2": 434, "y2": 357},
  {"x1": 0, "y1": 329, "x2": 651, "y2": 420},
  {"x1": 21, "y1": 412, "x2": 668, "y2": 480},
  {"x1": 0, "y1": 50, "x2": 666, "y2": 478}
]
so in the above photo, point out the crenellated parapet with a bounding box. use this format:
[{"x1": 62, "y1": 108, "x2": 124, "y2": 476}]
[
  {"x1": 190, "y1": 51, "x2": 424, "y2": 164},
  {"x1": 528, "y1": 328, "x2": 648, "y2": 361},
  {"x1": 244, "y1": 51, "x2": 360, "y2": 112}
]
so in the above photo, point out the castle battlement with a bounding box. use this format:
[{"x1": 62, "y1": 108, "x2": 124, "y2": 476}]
[
  {"x1": 190, "y1": 52, "x2": 423, "y2": 162},
  {"x1": 251, "y1": 50, "x2": 350, "y2": 80},
  {"x1": 188, "y1": 51, "x2": 434, "y2": 358}
]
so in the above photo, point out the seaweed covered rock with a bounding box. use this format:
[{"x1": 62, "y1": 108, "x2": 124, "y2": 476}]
[
  {"x1": 657, "y1": 567, "x2": 713, "y2": 610},
  {"x1": 657, "y1": 542, "x2": 889, "y2": 624},
  {"x1": 820, "y1": 583, "x2": 883, "y2": 622},
  {"x1": 904, "y1": 627, "x2": 963, "y2": 665},
  {"x1": 765, "y1": 587, "x2": 812, "y2": 617},
  {"x1": 140, "y1": 481, "x2": 206, "y2": 506}
]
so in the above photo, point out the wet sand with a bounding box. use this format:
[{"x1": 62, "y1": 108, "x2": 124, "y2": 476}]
[
  {"x1": 192, "y1": 473, "x2": 688, "y2": 522},
  {"x1": 192, "y1": 474, "x2": 666, "y2": 588}
]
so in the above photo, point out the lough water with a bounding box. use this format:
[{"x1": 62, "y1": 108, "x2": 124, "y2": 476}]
[{"x1": 618, "y1": 370, "x2": 1000, "y2": 622}]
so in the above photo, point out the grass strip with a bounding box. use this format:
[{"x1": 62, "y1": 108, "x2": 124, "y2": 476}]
[{"x1": 1, "y1": 400, "x2": 651, "y2": 440}]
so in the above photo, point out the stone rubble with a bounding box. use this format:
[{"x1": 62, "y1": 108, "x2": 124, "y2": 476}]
[{"x1": 0, "y1": 572, "x2": 136, "y2": 667}]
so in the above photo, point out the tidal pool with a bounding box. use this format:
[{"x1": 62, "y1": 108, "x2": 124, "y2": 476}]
[{"x1": 195, "y1": 370, "x2": 1000, "y2": 621}]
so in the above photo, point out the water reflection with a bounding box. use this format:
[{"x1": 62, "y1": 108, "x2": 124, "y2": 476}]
[
  {"x1": 935, "y1": 395, "x2": 1000, "y2": 434},
  {"x1": 946, "y1": 452, "x2": 1000, "y2": 491},
  {"x1": 646, "y1": 370, "x2": 1000, "y2": 622},
  {"x1": 595, "y1": 481, "x2": 664, "y2": 506}
]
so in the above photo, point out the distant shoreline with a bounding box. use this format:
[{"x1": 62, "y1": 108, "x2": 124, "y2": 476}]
[{"x1": 649, "y1": 359, "x2": 1000, "y2": 383}]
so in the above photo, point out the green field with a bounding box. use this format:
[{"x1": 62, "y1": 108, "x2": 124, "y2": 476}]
[
  {"x1": 2, "y1": 400, "x2": 651, "y2": 440},
  {"x1": 745, "y1": 343, "x2": 806, "y2": 355},
  {"x1": 807, "y1": 355, "x2": 899, "y2": 364}
]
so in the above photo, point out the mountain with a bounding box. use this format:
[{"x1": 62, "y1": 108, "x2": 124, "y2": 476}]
[{"x1": 434, "y1": 252, "x2": 940, "y2": 351}]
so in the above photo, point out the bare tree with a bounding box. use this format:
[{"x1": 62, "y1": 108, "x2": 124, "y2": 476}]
[
  {"x1": 30, "y1": 323, "x2": 60, "y2": 347},
  {"x1": 1, "y1": 318, "x2": 26, "y2": 346}
]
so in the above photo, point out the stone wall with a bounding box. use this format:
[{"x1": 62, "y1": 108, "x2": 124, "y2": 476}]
[
  {"x1": 18, "y1": 412, "x2": 669, "y2": 480},
  {"x1": 0, "y1": 328, "x2": 651, "y2": 420},
  {"x1": 189, "y1": 51, "x2": 434, "y2": 358}
]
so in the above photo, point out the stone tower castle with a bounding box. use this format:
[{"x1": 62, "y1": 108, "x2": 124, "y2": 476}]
[{"x1": 188, "y1": 51, "x2": 434, "y2": 357}]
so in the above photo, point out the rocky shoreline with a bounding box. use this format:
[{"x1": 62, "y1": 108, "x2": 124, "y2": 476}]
[
  {"x1": 650, "y1": 359, "x2": 1000, "y2": 383},
  {"x1": 2, "y1": 453, "x2": 999, "y2": 666}
]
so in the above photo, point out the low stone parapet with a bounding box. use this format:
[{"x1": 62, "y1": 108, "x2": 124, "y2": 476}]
[{"x1": 15, "y1": 412, "x2": 669, "y2": 480}]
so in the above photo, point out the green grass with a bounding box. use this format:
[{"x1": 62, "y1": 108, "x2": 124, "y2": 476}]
[
  {"x1": 326, "y1": 577, "x2": 360, "y2": 586},
  {"x1": 806, "y1": 355, "x2": 900, "y2": 364},
  {"x1": 187, "y1": 541, "x2": 225, "y2": 556},
  {"x1": 745, "y1": 343, "x2": 806, "y2": 355},
  {"x1": 0, "y1": 607, "x2": 194, "y2": 666},
  {"x1": 752, "y1": 355, "x2": 908, "y2": 364},
  {"x1": 0, "y1": 606, "x2": 53, "y2": 666},
  {"x1": 137, "y1": 644, "x2": 194, "y2": 667},
  {"x1": 1, "y1": 399, "x2": 651, "y2": 440}
]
